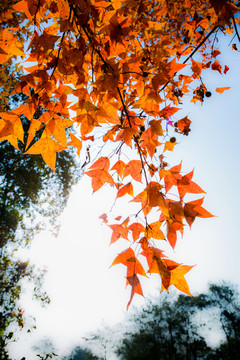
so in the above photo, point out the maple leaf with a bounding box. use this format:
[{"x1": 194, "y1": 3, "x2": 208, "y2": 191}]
[
  {"x1": 111, "y1": 160, "x2": 126, "y2": 180},
  {"x1": 111, "y1": 248, "x2": 135, "y2": 266},
  {"x1": 116, "y1": 182, "x2": 134, "y2": 198},
  {"x1": 24, "y1": 133, "x2": 65, "y2": 171},
  {"x1": 108, "y1": 217, "x2": 130, "y2": 245},
  {"x1": 128, "y1": 222, "x2": 145, "y2": 242},
  {"x1": 41, "y1": 116, "x2": 73, "y2": 147},
  {"x1": 26, "y1": 119, "x2": 44, "y2": 149},
  {"x1": 161, "y1": 262, "x2": 194, "y2": 296},
  {"x1": 149, "y1": 119, "x2": 163, "y2": 136},
  {"x1": 175, "y1": 116, "x2": 191, "y2": 135},
  {"x1": 85, "y1": 168, "x2": 114, "y2": 192},
  {"x1": 89, "y1": 157, "x2": 110, "y2": 171},
  {"x1": 140, "y1": 128, "x2": 161, "y2": 158},
  {"x1": 126, "y1": 274, "x2": 144, "y2": 310},
  {"x1": 115, "y1": 127, "x2": 139, "y2": 147},
  {"x1": 224, "y1": 65, "x2": 229, "y2": 74},
  {"x1": 0, "y1": 28, "x2": 25, "y2": 64},
  {"x1": 145, "y1": 221, "x2": 165, "y2": 240},
  {"x1": 212, "y1": 60, "x2": 222, "y2": 73},
  {"x1": 67, "y1": 133, "x2": 82, "y2": 156},
  {"x1": 144, "y1": 247, "x2": 172, "y2": 290},
  {"x1": 99, "y1": 213, "x2": 108, "y2": 223},
  {"x1": 216, "y1": 87, "x2": 231, "y2": 94},
  {"x1": 164, "y1": 140, "x2": 177, "y2": 152},
  {"x1": 177, "y1": 169, "x2": 205, "y2": 199},
  {"x1": 84, "y1": 145, "x2": 113, "y2": 192},
  {"x1": 191, "y1": 59, "x2": 202, "y2": 78},
  {"x1": 111, "y1": 247, "x2": 146, "y2": 278},
  {"x1": 166, "y1": 219, "x2": 184, "y2": 249},
  {"x1": 12, "y1": 0, "x2": 33, "y2": 21},
  {"x1": 160, "y1": 162, "x2": 182, "y2": 193},
  {"x1": 111, "y1": 247, "x2": 146, "y2": 309},
  {"x1": 212, "y1": 49, "x2": 221, "y2": 57},
  {"x1": 184, "y1": 197, "x2": 214, "y2": 228},
  {"x1": 167, "y1": 57, "x2": 186, "y2": 77},
  {"x1": 31, "y1": 32, "x2": 60, "y2": 54},
  {"x1": 131, "y1": 181, "x2": 168, "y2": 217},
  {"x1": 159, "y1": 105, "x2": 180, "y2": 119},
  {"x1": 0, "y1": 112, "x2": 24, "y2": 147},
  {"x1": 123, "y1": 160, "x2": 142, "y2": 182},
  {"x1": 152, "y1": 73, "x2": 168, "y2": 91}
]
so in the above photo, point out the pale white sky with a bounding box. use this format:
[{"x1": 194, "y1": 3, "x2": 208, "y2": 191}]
[{"x1": 8, "y1": 36, "x2": 240, "y2": 359}]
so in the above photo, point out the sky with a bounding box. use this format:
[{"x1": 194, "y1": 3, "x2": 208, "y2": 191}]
[{"x1": 8, "y1": 35, "x2": 240, "y2": 359}]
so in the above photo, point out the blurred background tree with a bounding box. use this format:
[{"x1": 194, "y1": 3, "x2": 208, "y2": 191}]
[
  {"x1": 112, "y1": 282, "x2": 240, "y2": 360},
  {"x1": 60, "y1": 346, "x2": 99, "y2": 360},
  {"x1": 0, "y1": 10, "x2": 81, "y2": 356}
]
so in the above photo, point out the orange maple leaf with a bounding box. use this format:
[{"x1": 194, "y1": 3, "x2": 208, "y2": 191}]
[
  {"x1": 108, "y1": 217, "x2": 130, "y2": 244},
  {"x1": 68, "y1": 133, "x2": 82, "y2": 156},
  {"x1": 126, "y1": 274, "x2": 144, "y2": 310},
  {"x1": 115, "y1": 127, "x2": 139, "y2": 147},
  {"x1": 164, "y1": 140, "x2": 177, "y2": 152},
  {"x1": 160, "y1": 162, "x2": 182, "y2": 193},
  {"x1": 0, "y1": 112, "x2": 24, "y2": 147},
  {"x1": 131, "y1": 181, "x2": 168, "y2": 217},
  {"x1": 161, "y1": 262, "x2": 194, "y2": 296},
  {"x1": 184, "y1": 197, "x2": 214, "y2": 228},
  {"x1": 116, "y1": 182, "x2": 134, "y2": 198},
  {"x1": 216, "y1": 87, "x2": 231, "y2": 94},
  {"x1": 159, "y1": 104, "x2": 180, "y2": 119},
  {"x1": 123, "y1": 160, "x2": 142, "y2": 182},
  {"x1": 166, "y1": 219, "x2": 184, "y2": 249},
  {"x1": 175, "y1": 116, "x2": 191, "y2": 135},
  {"x1": 145, "y1": 221, "x2": 165, "y2": 240},
  {"x1": 177, "y1": 169, "x2": 205, "y2": 199},
  {"x1": 128, "y1": 222, "x2": 145, "y2": 242},
  {"x1": 24, "y1": 133, "x2": 65, "y2": 171},
  {"x1": 144, "y1": 247, "x2": 172, "y2": 290},
  {"x1": 111, "y1": 247, "x2": 135, "y2": 266},
  {"x1": 212, "y1": 60, "x2": 222, "y2": 73},
  {"x1": 140, "y1": 128, "x2": 161, "y2": 158},
  {"x1": 89, "y1": 156, "x2": 110, "y2": 171},
  {"x1": 191, "y1": 59, "x2": 202, "y2": 78},
  {"x1": 111, "y1": 160, "x2": 126, "y2": 179},
  {"x1": 85, "y1": 168, "x2": 114, "y2": 192}
]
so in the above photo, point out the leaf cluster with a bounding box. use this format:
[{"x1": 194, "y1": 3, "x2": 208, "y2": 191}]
[{"x1": 0, "y1": 0, "x2": 239, "y2": 309}]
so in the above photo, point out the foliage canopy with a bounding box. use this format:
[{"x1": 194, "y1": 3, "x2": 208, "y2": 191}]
[{"x1": 1, "y1": 0, "x2": 240, "y2": 308}]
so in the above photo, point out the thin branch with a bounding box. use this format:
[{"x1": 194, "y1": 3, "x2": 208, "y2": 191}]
[
  {"x1": 33, "y1": 0, "x2": 41, "y2": 25},
  {"x1": 117, "y1": 88, "x2": 132, "y2": 128},
  {"x1": 183, "y1": 25, "x2": 219, "y2": 64},
  {"x1": 50, "y1": 31, "x2": 66, "y2": 80},
  {"x1": 135, "y1": 141, "x2": 148, "y2": 186},
  {"x1": 232, "y1": 16, "x2": 240, "y2": 43}
]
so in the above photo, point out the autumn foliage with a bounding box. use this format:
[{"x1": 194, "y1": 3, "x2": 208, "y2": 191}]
[{"x1": 1, "y1": 0, "x2": 239, "y2": 308}]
